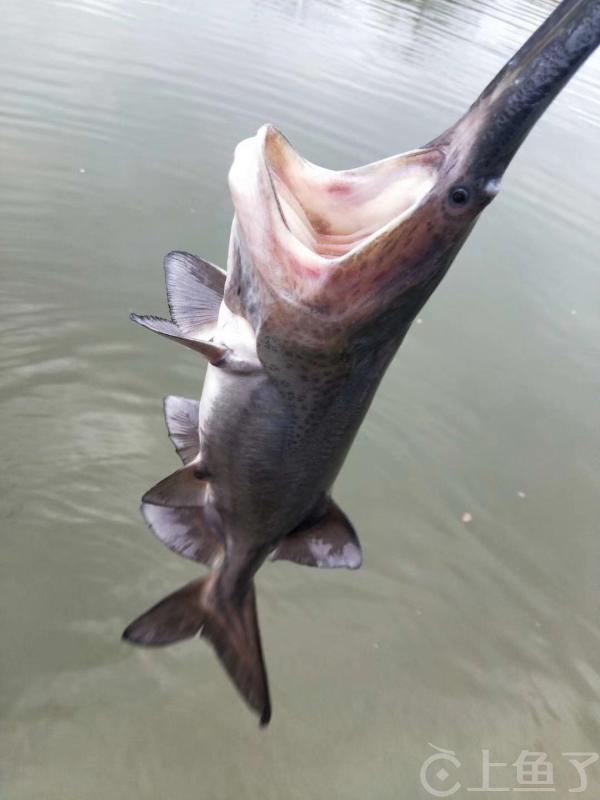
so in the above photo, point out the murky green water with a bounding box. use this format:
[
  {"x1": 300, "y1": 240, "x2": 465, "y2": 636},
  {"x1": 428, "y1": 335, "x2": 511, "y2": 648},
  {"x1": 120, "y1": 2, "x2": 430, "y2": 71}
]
[{"x1": 2, "y1": 0, "x2": 600, "y2": 797}]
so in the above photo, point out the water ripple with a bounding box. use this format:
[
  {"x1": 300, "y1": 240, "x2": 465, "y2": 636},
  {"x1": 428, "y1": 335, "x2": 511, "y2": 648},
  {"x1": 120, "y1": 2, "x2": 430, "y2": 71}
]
[{"x1": 2, "y1": 0, "x2": 600, "y2": 795}]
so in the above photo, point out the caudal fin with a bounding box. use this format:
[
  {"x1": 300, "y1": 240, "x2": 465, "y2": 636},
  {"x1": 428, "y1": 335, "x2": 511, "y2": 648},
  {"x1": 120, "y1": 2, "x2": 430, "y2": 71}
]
[
  {"x1": 122, "y1": 574, "x2": 271, "y2": 726},
  {"x1": 122, "y1": 576, "x2": 206, "y2": 645}
]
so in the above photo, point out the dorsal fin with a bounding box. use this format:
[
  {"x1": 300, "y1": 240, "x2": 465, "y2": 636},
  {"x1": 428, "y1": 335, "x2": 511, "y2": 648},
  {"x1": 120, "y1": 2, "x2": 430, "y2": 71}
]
[
  {"x1": 142, "y1": 463, "x2": 209, "y2": 507},
  {"x1": 130, "y1": 314, "x2": 228, "y2": 365},
  {"x1": 140, "y1": 503, "x2": 223, "y2": 566},
  {"x1": 164, "y1": 251, "x2": 225, "y2": 335},
  {"x1": 163, "y1": 395, "x2": 200, "y2": 465},
  {"x1": 271, "y1": 497, "x2": 362, "y2": 569}
]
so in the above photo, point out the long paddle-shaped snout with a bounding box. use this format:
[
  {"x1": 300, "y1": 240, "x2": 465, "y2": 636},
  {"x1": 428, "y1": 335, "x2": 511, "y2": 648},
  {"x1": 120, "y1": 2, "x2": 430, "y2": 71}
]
[{"x1": 433, "y1": 0, "x2": 600, "y2": 207}]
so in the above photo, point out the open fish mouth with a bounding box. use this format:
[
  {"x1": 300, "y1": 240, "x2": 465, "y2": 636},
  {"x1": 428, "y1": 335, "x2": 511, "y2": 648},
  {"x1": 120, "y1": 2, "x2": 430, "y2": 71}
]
[
  {"x1": 227, "y1": 125, "x2": 446, "y2": 330},
  {"x1": 229, "y1": 124, "x2": 442, "y2": 293},
  {"x1": 261, "y1": 126, "x2": 439, "y2": 260}
]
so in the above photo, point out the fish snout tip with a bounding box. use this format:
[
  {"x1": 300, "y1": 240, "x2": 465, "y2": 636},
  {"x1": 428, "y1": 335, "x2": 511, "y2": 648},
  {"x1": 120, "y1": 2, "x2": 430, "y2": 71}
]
[{"x1": 484, "y1": 177, "x2": 502, "y2": 199}]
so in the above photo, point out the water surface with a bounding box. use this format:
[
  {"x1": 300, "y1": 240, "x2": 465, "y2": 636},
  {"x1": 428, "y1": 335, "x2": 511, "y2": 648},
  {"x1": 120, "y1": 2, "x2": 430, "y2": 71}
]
[{"x1": 2, "y1": 0, "x2": 600, "y2": 797}]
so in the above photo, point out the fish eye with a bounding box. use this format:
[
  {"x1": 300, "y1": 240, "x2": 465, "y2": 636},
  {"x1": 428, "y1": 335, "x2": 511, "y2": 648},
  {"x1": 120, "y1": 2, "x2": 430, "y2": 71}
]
[{"x1": 449, "y1": 186, "x2": 470, "y2": 207}]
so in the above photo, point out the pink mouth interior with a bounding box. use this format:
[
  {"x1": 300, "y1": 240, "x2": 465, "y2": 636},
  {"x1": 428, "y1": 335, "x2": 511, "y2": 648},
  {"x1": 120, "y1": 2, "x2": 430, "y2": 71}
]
[{"x1": 265, "y1": 135, "x2": 438, "y2": 259}]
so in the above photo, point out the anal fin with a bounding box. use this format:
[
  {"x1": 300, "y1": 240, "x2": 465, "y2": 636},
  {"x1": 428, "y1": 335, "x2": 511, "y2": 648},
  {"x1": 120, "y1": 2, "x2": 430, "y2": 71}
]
[{"x1": 271, "y1": 497, "x2": 362, "y2": 569}]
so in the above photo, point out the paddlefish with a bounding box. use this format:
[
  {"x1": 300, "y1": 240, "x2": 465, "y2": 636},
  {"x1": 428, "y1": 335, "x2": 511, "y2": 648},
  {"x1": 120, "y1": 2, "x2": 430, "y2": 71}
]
[{"x1": 123, "y1": 0, "x2": 600, "y2": 725}]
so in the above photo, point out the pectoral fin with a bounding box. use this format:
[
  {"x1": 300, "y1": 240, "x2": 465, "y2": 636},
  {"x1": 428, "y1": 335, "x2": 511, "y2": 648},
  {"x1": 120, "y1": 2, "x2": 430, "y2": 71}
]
[
  {"x1": 141, "y1": 503, "x2": 223, "y2": 566},
  {"x1": 130, "y1": 314, "x2": 228, "y2": 364},
  {"x1": 163, "y1": 395, "x2": 200, "y2": 465},
  {"x1": 164, "y1": 251, "x2": 225, "y2": 335},
  {"x1": 130, "y1": 251, "x2": 228, "y2": 364},
  {"x1": 142, "y1": 463, "x2": 208, "y2": 507},
  {"x1": 271, "y1": 498, "x2": 362, "y2": 569}
]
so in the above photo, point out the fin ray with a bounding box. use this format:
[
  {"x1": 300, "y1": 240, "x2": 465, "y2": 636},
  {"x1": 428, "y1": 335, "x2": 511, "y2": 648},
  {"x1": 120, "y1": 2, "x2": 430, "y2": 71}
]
[{"x1": 164, "y1": 251, "x2": 225, "y2": 335}]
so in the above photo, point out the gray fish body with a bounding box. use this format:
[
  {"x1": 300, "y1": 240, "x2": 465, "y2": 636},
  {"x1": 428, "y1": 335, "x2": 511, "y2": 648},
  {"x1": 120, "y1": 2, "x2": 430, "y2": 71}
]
[
  {"x1": 123, "y1": 0, "x2": 600, "y2": 726},
  {"x1": 208, "y1": 345, "x2": 386, "y2": 514},
  {"x1": 196, "y1": 307, "x2": 398, "y2": 596}
]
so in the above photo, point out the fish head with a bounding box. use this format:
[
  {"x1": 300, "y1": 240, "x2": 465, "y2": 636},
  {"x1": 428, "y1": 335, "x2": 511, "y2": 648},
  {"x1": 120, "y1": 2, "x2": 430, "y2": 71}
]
[
  {"x1": 226, "y1": 122, "x2": 498, "y2": 354},
  {"x1": 227, "y1": 125, "x2": 464, "y2": 351},
  {"x1": 227, "y1": 0, "x2": 600, "y2": 352}
]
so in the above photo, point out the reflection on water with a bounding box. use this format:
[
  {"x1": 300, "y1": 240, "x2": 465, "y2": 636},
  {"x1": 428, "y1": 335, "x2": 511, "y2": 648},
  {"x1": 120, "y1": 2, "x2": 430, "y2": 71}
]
[{"x1": 1, "y1": 0, "x2": 600, "y2": 797}]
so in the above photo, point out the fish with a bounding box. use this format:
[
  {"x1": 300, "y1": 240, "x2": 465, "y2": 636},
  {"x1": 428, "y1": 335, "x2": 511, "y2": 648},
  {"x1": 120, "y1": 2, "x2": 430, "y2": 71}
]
[{"x1": 123, "y1": 0, "x2": 600, "y2": 726}]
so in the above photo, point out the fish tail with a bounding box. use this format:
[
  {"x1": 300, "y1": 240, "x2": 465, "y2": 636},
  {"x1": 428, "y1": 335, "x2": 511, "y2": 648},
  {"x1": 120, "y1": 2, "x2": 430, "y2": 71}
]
[{"x1": 122, "y1": 571, "x2": 271, "y2": 726}]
